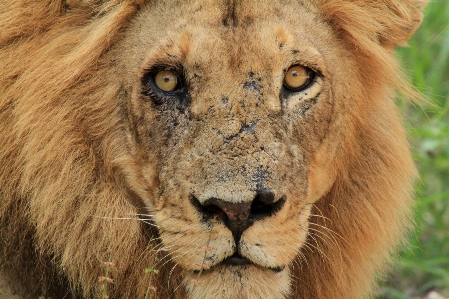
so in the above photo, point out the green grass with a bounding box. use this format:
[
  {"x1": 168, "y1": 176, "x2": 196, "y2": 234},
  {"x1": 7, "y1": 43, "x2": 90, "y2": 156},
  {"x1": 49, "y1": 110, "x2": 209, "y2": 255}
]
[{"x1": 378, "y1": 1, "x2": 449, "y2": 298}]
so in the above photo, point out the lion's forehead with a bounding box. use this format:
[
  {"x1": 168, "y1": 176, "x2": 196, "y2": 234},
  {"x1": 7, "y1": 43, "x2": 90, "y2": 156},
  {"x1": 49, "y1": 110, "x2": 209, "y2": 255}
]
[
  {"x1": 123, "y1": 0, "x2": 336, "y2": 80},
  {"x1": 119, "y1": 0, "x2": 339, "y2": 141}
]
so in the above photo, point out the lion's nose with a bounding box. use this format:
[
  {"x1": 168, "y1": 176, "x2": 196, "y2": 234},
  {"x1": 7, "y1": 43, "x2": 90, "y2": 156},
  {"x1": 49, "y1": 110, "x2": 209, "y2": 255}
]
[
  {"x1": 203, "y1": 198, "x2": 251, "y2": 241},
  {"x1": 191, "y1": 189, "x2": 285, "y2": 242}
]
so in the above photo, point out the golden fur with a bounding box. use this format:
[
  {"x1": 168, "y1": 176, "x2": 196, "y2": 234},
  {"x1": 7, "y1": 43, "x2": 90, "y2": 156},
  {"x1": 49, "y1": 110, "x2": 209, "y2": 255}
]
[{"x1": 0, "y1": 1, "x2": 426, "y2": 298}]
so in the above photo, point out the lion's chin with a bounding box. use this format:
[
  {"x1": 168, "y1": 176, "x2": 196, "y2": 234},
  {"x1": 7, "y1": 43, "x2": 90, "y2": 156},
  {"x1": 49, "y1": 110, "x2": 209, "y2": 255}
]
[{"x1": 184, "y1": 264, "x2": 291, "y2": 299}]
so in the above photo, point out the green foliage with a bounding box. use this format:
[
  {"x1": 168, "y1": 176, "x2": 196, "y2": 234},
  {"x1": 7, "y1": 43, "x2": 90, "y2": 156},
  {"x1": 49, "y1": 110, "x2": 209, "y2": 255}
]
[{"x1": 379, "y1": 1, "x2": 449, "y2": 298}]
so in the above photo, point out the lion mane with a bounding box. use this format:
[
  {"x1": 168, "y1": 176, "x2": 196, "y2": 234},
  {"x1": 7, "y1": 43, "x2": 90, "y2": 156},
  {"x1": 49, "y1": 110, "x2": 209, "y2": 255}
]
[{"x1": 0, "y1": 1, "x2": 426, "y2": 298}]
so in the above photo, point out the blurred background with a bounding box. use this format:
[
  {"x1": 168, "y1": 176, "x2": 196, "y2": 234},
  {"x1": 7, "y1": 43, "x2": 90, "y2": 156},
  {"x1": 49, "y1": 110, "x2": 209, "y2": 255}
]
[{"x1": 377, "y1": 0, "x2": 449, "y2": 298}]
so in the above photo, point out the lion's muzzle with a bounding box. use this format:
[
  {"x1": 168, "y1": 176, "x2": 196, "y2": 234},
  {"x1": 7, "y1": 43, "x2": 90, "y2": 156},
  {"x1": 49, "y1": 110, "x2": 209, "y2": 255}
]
[{"x1": 190, "y1": 189, "x2": 286, "y2": 265}]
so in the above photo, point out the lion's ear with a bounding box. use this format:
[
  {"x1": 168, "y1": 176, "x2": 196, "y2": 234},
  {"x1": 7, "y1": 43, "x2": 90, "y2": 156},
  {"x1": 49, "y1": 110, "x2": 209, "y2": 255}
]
[{"x1": 319, "y1": 0, "x2": 427, "y2": 49}]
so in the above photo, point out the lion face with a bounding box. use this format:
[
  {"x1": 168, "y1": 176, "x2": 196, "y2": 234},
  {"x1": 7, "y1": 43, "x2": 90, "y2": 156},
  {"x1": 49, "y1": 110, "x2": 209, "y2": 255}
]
[{"x1": 114, "y1": 1, "x2": 341, "y2": 297}]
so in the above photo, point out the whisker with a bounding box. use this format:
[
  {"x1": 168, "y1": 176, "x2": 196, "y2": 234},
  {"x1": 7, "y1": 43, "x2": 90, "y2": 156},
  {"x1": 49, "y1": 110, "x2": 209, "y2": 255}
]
[
  {"x1": 308, "y1": 213, "x2": 331, "y2": 221},
  {"x1": 306, "y1": 228, "x2": 335, "y2": 247},
  {"x1": 167, "y1": 262, "x2": 181, "y2": 290}
]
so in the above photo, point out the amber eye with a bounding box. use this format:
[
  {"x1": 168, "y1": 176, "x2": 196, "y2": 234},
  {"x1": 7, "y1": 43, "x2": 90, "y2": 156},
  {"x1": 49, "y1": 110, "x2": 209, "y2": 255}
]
[
  {"x1": 283, "y1": 65, "x2": 313, "y2": 90},
  {"x1": 154, "y1": 70, "x2": 179, "y2": 92}
]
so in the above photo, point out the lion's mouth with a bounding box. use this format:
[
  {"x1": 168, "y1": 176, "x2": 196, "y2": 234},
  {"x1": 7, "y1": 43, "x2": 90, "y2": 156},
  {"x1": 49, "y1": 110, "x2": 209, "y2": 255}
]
[
  {"x1": 222, "y1": 254, "x2": 285, "y2": 273},
  {"x1": 192, "y1": 253, "x2": 285, "y2": 274},
  {"x1": 223, "y1": 253, "x2": 252, "y2": 266}
]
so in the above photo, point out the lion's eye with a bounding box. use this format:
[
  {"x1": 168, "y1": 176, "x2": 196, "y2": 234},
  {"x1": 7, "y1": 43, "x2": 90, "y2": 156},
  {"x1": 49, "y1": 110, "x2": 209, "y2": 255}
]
[
  {"x1": 283, "y1": 65, "x2": 313, "y2": 90},
  {"x1": 141, "y1": 67, "x2": 189, "y2": 109},
  {"x1": 154, "y1": 70, "x2": 179, "y2": 92}
]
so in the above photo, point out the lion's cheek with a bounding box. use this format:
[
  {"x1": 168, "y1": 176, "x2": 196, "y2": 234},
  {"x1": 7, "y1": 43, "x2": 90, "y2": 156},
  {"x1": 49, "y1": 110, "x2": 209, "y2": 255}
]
[
  {"x1": 184, "y1": 265, "x2": 291, "y2": 299},
  {"x1": 306, "y1": 138, "x2": 339, "y2": 203},
  {"x1": 240, "y1": 218, "x2": 307, "y2": 268}
]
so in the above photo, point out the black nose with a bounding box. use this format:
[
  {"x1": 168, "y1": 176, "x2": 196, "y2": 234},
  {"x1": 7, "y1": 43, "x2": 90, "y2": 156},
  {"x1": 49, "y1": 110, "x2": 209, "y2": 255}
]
[{"x1": 191, "y1": 189, "x2": 285, "y2": 242}]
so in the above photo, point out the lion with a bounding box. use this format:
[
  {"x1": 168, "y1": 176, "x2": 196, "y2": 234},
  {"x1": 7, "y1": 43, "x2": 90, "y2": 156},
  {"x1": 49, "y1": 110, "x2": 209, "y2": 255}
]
[{"x1": 0, "y1": 0, "x2": 426, "y2": 298}]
